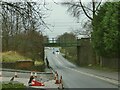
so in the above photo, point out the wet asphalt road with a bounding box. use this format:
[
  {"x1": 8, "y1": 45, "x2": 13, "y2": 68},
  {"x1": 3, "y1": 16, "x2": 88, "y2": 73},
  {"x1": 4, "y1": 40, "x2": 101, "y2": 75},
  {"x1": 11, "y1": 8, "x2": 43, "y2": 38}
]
[{"x1": 46, "y1": 49, "x2": 118, "y2": 88}]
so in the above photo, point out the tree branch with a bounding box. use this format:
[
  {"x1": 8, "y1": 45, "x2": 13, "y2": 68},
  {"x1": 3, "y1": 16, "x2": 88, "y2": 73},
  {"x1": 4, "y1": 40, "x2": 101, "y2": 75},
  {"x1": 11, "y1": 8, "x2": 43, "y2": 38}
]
[
  {"x1": 62, "y1": 2, "x2": 93, "y2": 12},
  {"x1": 79, "y1": 0, "x2": 93, "y2": 20},
  {"x1": 95, "y1": 0, "x2": 102, "y2": 12}
]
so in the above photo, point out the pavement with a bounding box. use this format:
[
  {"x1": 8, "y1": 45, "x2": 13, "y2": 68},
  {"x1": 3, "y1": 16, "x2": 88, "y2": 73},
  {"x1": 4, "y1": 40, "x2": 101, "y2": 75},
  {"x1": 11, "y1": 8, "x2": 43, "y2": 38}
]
[
  {"x1": 0, "y1": 68, "x2": 60, "y2": 89},
  {"x1": 58, "y1": 53, "x2": 118, "y2": 80},
  {"x1": 64, "y1": 66, "x2": 119, "y2": 86},
  {"x1": 75, "y1": 66, "x2": 118, "y2": 81},
  {"x1": 55, "y1": 53, "x2": 118, "y2": 81},
  {"x1": 0, "y1": 66, "x2": 119, "y2": 89}
]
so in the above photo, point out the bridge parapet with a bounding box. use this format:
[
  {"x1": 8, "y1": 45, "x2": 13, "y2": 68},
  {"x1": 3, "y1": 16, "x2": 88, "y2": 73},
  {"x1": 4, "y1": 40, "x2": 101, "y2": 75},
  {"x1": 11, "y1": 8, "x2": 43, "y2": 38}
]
[{"x1": 44, "y1": 41, "x2": 81, "y2": 47}]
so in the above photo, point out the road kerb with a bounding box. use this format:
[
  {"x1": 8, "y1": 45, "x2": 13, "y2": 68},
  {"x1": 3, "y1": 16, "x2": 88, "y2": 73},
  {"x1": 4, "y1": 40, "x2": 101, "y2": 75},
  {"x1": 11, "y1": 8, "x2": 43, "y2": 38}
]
[
  {"x1": 55, "y1": 55, "x2": 118, "y2": 86},
  {"x1": 65, "y1": 66, "x2": 118, "y2": 86}
]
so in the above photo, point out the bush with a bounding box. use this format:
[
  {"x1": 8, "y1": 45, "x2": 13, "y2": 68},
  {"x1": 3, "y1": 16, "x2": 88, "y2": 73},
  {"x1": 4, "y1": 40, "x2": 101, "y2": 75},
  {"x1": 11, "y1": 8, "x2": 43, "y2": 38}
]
[
  {"x1": 31, "y1": 61, "x2": 45, "y2": 72},
  {"x1": 1, "y1": 81, "x2": 26, "y2": 90}
]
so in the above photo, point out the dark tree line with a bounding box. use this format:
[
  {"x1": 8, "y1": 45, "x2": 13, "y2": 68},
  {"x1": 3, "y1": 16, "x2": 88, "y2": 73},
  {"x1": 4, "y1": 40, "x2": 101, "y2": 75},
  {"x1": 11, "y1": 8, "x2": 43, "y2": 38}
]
[
  {"x1": 61, "y1": 0, "x2": 102, "y2": 43},
  {"x1": 92, "y1": 2, "x2": 119, "y2": 57},
  {"x1": 57, "y1": 32, "x2": 77, "y2": 63}
]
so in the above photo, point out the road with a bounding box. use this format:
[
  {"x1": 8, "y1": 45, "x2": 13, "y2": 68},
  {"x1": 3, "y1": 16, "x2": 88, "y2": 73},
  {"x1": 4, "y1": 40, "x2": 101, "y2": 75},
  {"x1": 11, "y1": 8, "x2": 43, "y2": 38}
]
[
  {"x1": 45, "y1": 49, "x2": 118, "y2": 88},
  {"x1": 1, "y1": 69, "x2": 58, "y2": 88}
]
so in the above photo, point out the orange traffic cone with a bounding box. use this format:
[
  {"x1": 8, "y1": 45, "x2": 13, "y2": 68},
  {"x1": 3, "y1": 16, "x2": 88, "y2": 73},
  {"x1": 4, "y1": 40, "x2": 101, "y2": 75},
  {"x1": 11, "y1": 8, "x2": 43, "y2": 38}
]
[
  {"x1": 58, "y1": 76, "x2": 64, "y2": 89},
  {"x1": 55, "y1": 72, "x2": 59, "y2": 84},
  {"x1": 14, "y1": 72, "x2": 18, "y2": 78},
  {"x1": 30, "y1": 72, "x2": 33, "y2": 76},
  {"x1": 54, "y1": 71, "x2": 57, "y2": 80},
  {"x1": 34, "y1": 72, "x2": 37, "y2": 78}
]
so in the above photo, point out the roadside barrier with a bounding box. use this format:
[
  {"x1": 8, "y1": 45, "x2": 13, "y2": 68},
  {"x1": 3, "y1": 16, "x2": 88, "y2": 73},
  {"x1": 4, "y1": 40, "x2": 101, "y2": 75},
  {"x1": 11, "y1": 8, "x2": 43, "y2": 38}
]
[
  {"x1": 2, "y1": 69, "x2": 53, "y2": 74},
  {"x1": 55, "y1": 71, "x2": 59, "y2": 84},
  {"x1": 58, "y1": 76, "x2": 64, "y2": 89}
]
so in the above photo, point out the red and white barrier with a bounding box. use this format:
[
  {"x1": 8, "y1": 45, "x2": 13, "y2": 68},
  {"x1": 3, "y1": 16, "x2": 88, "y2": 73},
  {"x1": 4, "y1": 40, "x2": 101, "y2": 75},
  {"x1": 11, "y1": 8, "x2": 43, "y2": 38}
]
[{"x1": 31, "y1": 79, "x2": 45, "y2": 86}]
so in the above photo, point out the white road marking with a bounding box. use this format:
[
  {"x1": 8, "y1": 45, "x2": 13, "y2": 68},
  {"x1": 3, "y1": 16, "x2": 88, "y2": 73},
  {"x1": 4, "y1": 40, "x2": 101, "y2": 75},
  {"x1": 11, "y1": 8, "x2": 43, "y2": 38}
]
[
  {"x1": 55, "y1": 55, "x2": 118, "y2": 86},
  {"x1": 65, "y1": 67, "x2": 118, "y2": 85}
]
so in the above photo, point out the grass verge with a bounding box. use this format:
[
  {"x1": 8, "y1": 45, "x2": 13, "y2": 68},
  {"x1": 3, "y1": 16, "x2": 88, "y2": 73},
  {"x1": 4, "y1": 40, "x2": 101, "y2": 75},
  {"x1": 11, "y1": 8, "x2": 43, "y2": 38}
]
[
  {"x1": 1, "y1": 81, "x2": 26, "y2": 90},
  {"x1": 1, "y1": 51, "x2": 31, "y2": 63},
  {"x1": 1, "y1": 51, "x2": 45, "y2": 71}
]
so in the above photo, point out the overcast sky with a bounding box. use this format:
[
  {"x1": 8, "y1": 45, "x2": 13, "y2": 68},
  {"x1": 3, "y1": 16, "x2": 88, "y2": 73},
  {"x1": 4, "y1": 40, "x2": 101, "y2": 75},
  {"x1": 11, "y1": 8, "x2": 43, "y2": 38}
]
[
  {"x1": 4, "y1": 0, "x2": 89, "y2": 39},
  {"x1": 43, "y1": 1, "x2": 84, "y2": 39},
  {"x1": 5, "y1": 0, "x2": 116, "y2": 39},
  {"x1": 42, "y1": 0, "x2": 117, "y2": 39}
]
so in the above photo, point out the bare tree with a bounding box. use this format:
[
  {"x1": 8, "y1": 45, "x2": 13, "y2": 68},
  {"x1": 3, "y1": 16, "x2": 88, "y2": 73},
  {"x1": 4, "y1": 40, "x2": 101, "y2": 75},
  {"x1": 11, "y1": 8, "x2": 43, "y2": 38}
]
[
  {"x1": 71, "y1": 20, "x2": 92, "y2": 38},
  {"x1": 61, "y1": 0, "x2": 102, "y2": 21},
  {"x1": 61, "y1": 0, "x2": 102, "y2": 37},
  {"x1": 1, "y1": 1, "x2": 49, "y2": 52},
  {"x1": 1, "y1": 1, "x2": 49, "y2": 32}
]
